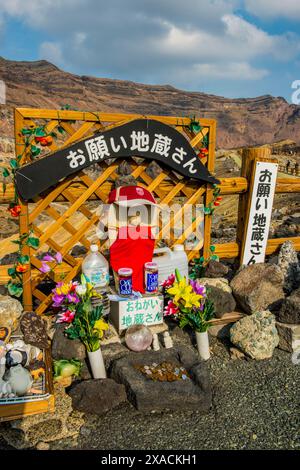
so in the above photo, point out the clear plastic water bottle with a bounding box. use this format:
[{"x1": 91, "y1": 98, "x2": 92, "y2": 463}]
[{"x1": 82, "y1": 244, "x2": 110, "y2": 315}]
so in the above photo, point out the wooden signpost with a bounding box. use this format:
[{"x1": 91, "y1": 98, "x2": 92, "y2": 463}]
[{"x1": 239, "y1": 149, "x2": 278, "y2": 265}]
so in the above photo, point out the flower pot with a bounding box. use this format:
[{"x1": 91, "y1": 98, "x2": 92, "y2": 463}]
[
  {"x1": 195, "y1": 331, "x2": 210, "y2": 360},
  {"x1": 87, "y1": 348, "x2": 106, "y2": 379}
]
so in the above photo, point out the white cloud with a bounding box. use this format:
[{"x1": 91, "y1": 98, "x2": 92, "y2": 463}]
[
  {"x1": 193, "y1": 62, "x2": 268, "y2": 80},
  {"x1": 39, "y1": 41, "x2": 63, "y2": 65},
  {"x1": 245, "y1": 0, "x2": 300, "y2": 20},
  {"x1": 0, "y1": 0, "x2": 299, "y2": 92}
]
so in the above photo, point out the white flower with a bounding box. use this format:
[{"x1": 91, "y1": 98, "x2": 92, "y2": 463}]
[{"x1": 75, "y1": 284, "x2": 87, "y2": 296}]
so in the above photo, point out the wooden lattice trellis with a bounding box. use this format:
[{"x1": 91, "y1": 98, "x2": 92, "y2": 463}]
[{"x1": 14, "y1": 109, "x2": 217, "y2": 314}]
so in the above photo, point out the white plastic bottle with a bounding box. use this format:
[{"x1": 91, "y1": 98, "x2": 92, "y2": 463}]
[{"x1": 82, "y1": 244, "x2": 110, "y2": 315}]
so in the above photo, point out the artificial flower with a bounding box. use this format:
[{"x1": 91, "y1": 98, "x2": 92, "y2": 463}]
[
  {"x1": 42, "y1": 254, "x2": 54, "y2": 262},
  {"x1": 57, "y1": 309, "x2": 75, "y2": 324},
  {"x1": 167, "y1": 277, "x2": 193, "y2": 304},
  {"x1": 16, "y1": 264, "x2": 28, "y2": 273},
  {"x1": 181, "y1": 290, "x2": 202, "y2": 309},
  {"x1": 54, "y1": 252, "x2": 63, "y2": 264},
  {"x1": 52, "y1": 293, "x2": 65, "y2": 307},
  {"x1": 66, "y1": 293, "x2": 80, "y2": 304},
  {"x1": 55, "y1": 282, "x2": 73, "y2": 296},
  {"x1": 164, "y1": 300, "x2": 179, "y2": 316},
  {"x1": 75, "y1": 284, "x2": 87, "y2": 296},
  {"x1": 161, "y1": 273, "x2": 175, "y2": 289},
  {"x1": 8, "y1": 205, "x2": 21, "y2": 217},
  {"x1": 40, "y1": 262, "x2": 51, "y2": 273},
  {"x1": 93, "y1": 318, "x2": 109, "y2": 338},
  {"x1": 190, "y1": 280, "x2": 206, "y2": 297}
]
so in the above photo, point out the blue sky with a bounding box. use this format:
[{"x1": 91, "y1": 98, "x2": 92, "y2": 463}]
[{"x1": 0, "y1": 0, "x2": 300, "y2": 101}]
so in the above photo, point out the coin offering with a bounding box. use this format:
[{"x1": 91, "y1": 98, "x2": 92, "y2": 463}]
[{"x1": 134, "y1": 361, "x2": 190, "y2": 382}]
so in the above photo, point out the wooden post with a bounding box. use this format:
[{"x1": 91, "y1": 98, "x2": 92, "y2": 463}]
[
  {"x1": 14, "y1": 109, "x2": 33, "y2": 311},
  {"x1": 237, "y1": 147, "x2": 279, "y2": 265},
  {"x1": 203, "y1": 120, "x2": 217, "y2": 259}
]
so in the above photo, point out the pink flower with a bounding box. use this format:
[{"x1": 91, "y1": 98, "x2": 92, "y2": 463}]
[
  {"x1": 161, "y1": 274, "x2": 176, "y2": 289},
  {"x1": 164, "y1": 300, "x2": 179, "y2": 316},
  {"x1": 66, "y1": 293, "x2": 80, "y2": 304},
  {"x1": 40, "y1": 262, "x2": 51, "y2": 273},
  {"x1": 190, "y1": 280, "x2": 206, "y2": 297},
  {"x1": 57, "y1": 309, "x2": 75, "y2": 324},
  {"x1": 42, "y1": 254, "x2": 54, "y2": 262},
  {"x1": 54, "y1": 252, "x2": 63, "y2": 264}
]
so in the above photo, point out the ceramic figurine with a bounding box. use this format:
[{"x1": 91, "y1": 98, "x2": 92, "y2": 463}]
[
  {"x1": 163, "y1": 331, "x2": 173, "y2": 349},
  {"x1": 0, "y1": 378, "x2": 13, "y2": 397},
  {"x1": 4, "y1": 364, "x2": 33, "y2": 396},
  {"x1": 152, "y1": 333, "x2": 160, "y2": 351},
  {"x1": 0, "y1": 357, "x2": 6, "y2": 380},
  {"x1": 6, "y1": 349, "x2": 28, "y2": 368}
]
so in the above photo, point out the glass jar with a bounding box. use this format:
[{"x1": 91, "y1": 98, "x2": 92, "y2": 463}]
[
  {"x1": 144, "y1": 262, "x2": 159, "y2": 294},
  {"x1": 118, "y1": 268, "x2": 133, "y2": 296}
]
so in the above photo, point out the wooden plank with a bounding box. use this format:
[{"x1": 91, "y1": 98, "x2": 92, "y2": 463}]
[
  {"x1": 158, "y1": 186, "x2": 205, "y2": 240},
  {"x1": 14, "y1": 109, "x2": 33, "y2": 311},
  {"x1": 38, "y1": 165, "x2": 118, "y2": 245},
  {"x1": 208, "y1": 312, "x2": 245, "y2": 326},
  {"x1": 190, "y1": 127, "x2": 209, "y2": 148},
  {"x1": 203, "y1": 121, "x2": 216, "y2": 259},
  {"x1": 17, "y1": 108, "x2": 216, "y2": 128}
]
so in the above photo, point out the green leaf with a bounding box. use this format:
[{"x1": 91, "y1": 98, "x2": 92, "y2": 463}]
[
  {"x1": 210, "y1": 245, "x2": 216, "y2": 252},
  {"x1": 2, "y1": 168, "x2": 10, "y2": 178},
  {"x1": 9, "y1": 159, "x2": 18, "y2": 170},
  {"x1": 18, "y1": 255, "x2": 30, "y2": 264},
  {"x1": 27, "y1": 237, "x2": 40, "y2": 248},
  {"x1": 8, "y1": 267, "x2": 16, "y2": 276},
  {"x1": 34, "y1": 127, "x2": 46, "y2": 137},
  {"x1": 21, "y1": 128, "x2": 33, "y2": 136},
  {"x1": 7, "y1": 281, "x2": 23, "y2": 298},
  {"x1": 211, "y1": 255, "x2": 219, "y2": 261},
  {"x1": 57, "y1": 126, "x2": 65, "y2": 134},
  {"x1": 30, "y1": 145, "x2": 41, "y2": 158}
]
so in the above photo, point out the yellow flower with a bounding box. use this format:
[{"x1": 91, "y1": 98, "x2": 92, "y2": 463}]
[
  {"x1": 56, "y1": 282, "x2": 72, "y2": 295},
  {"x1": 182, "y1": 291, "x2": 202, "y2": 309},
  {"x1": 167, "y1": 277, "x2": 192, "y2": 304},
  {"x1": 93, "y1": 318, "x2": 109, "y2": 338},
  {"x1": 91, "y1": 289, "x2": 102, "y2": 299}
]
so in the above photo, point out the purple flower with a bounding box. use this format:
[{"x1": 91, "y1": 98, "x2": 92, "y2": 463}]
[
  {"x1": 40, "y1": 262, "x2": 51, "y2": 273},
  {"x1": 190, "y1": 280, "x2": 206, "y2": 297},
  {"x1": 43, "y1": 254, "x2": 54, "y2": 262},
  {"x1": 54, "y1": 252, "x2": 63, "y2": 264},
  {"x1": 52, "y1": 293, "x2": 65, "y2": 307},
  {"x1": 66, "y1": 293, "x2": 80, "y2": 304}
]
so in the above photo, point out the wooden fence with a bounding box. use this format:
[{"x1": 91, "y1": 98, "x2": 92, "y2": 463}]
[{"x1": 0, "y1": 108, "x2": 299, "y2": 314}]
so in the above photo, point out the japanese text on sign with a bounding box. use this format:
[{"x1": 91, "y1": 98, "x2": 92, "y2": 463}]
[
  {"x1": 66, "y1": 131, "x2": 198, "y2": 175},
  {"x1": 242, "y1": 161, "x2": 278, "y2": 265}
]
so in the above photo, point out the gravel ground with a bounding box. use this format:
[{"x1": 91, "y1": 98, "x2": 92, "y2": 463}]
[{"x1": 1, "y1": 336, "x2": 299, "y2": 451}]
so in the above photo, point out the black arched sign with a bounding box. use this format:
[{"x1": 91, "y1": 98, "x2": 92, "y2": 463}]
[{"x1": 15, "y1": 119, "x2": 220, "y2": 200}]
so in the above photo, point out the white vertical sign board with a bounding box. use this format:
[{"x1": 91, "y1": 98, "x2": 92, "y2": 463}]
[{"x1": 242, "y1": 161, "x2": 278, "y2": 265}]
